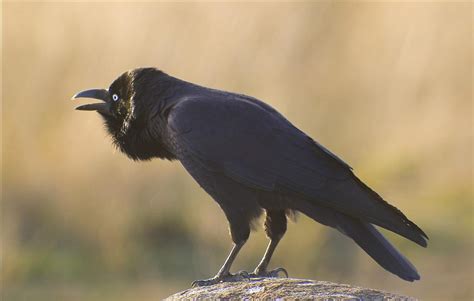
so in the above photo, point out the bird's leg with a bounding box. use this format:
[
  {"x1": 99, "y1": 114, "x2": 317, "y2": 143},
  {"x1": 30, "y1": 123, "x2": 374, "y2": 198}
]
[
  {"x1": 214, "y1": 242, "x2": 245, "y2": 278},
  {"x1": 253, "y1": 237, "x2": 288, "y2": 277},
  {"x1": 191, "y1": 241, "x2": 249, "y2": 287},
  {"x1": 192, "y1": 217, "x2": 251, "y2": 287},
  {"x1": 252, "y1": 210, "x2": 289, "y2": 278}
]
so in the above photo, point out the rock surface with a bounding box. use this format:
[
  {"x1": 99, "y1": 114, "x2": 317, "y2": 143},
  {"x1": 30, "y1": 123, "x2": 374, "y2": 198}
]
[{"x1": 165, "y1": 277, "x2": 416, "y2": 300}]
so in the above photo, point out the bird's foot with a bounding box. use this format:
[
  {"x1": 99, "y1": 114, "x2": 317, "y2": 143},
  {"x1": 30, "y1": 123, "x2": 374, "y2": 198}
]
[
  {"x1": 251, "y1": 267, "x2": 288, "y2": 278},
  {"x1": 191, "y1": 271, "x2": 251, "y2": 287}
]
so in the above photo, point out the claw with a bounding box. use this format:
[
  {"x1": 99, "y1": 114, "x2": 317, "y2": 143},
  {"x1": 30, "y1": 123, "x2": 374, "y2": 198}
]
[
  {"x1": 268, "y1": 267, "x2": 288, "y2": 278},
  {"x1": 253, "y1": 267, "x2": 289, "y2": 278},
  {"x1": 191, "y1": 277, "x2": 219, "y2": 287},
  {"x1": 191, "y1": 272, "x2": 251, "y2": 287},
  {"x1": 236, "y1": 270, "x2": 250, "y2": 277}
]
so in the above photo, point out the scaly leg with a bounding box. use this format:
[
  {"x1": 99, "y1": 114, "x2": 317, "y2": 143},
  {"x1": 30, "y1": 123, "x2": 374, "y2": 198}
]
[
  {"x1": 252, "y1": 210, "x2": 289, "y2": 278},
  {"x1": 192, "y1": 241, "x2": 248, "y2": 287}
]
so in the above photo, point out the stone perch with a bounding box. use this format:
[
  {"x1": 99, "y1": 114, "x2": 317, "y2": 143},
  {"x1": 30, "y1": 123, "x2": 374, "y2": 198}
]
[{"x1": 165, "y1": 278, "x2": 416, "y2": 300}]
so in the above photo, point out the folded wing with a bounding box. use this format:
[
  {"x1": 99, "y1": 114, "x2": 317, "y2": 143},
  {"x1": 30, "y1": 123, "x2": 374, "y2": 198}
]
[{"x1": 167, "y1": 94, "x2": 428, "y2": 247}]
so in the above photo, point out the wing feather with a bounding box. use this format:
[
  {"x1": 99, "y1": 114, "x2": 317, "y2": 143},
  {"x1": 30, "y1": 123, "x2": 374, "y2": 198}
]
[{"x1": 168, "y1": 94, "x2": 427, "y2": 246}]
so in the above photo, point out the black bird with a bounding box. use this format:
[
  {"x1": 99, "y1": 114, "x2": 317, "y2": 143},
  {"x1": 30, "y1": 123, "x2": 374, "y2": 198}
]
[{"x1": 72, "y1": 67, "x2": 427, "y2": 285}]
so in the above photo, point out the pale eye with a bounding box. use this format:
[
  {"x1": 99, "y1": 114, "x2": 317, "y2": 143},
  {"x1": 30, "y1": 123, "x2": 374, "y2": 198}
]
[{"x1": 112, "y1": 94, "x2": 119, "y2": 102}]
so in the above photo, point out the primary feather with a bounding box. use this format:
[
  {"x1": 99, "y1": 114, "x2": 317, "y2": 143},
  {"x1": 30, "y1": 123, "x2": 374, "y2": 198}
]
[{"x1": 168, "y1": 92, "x2": 427, "y2": 247}]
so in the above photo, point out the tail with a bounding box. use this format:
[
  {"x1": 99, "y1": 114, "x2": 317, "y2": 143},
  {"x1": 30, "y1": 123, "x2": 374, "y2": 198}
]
[
  {"x1": 294, "y1": 201, "x2": 421, "y2": 281},
  {"x1": 335, "y1": 213, "x2": 420, "y2": 281},
  {"x1": 315, "y1": 174, "x2": 429, "y2": 248}
]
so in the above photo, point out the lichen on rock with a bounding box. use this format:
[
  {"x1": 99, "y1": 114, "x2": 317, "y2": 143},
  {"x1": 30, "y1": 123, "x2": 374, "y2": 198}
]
[{"x1": 165, "y1": 277, "x2": 416, "y2": 300}]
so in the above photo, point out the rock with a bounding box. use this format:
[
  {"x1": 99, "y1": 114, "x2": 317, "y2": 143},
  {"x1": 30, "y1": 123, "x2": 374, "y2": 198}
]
[{"x1": 165, "y1": 277, "x2": 416, "y2": 300}]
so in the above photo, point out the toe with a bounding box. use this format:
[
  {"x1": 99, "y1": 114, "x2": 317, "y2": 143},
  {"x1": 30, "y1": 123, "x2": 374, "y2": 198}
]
[
  {"x1": 191, "y1": 279, "x2": 205, "y2": 287},
  {"x1": 191, "y1": 271, "x2": 252, "y2": 287},
  {"x1": 191, "y1": 278, "x2": 218, "y2": 287},
  {"x1": 223, "y1": 271, "x2": 250, "y2": 283},
  {"x1": 254, "y1": 267, "x2": 289, "y2": 278},
  {"x1": 236, "y1": 270, "x2": 250, "y2": 278},
  {"x1": 268, "y1": 267, "x2": 288, "y2": 278}
]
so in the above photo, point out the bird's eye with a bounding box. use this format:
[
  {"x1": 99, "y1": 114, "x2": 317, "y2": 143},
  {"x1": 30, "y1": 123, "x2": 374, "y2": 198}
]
[{"x1": 112, "y1": 94, "x2": 119, "y2": 102}]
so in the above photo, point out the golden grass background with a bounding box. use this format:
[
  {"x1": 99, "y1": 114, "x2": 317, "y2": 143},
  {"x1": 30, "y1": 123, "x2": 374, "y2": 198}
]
[{"x1": 3, "y1": 2, "x2": 473, "y2": 300}]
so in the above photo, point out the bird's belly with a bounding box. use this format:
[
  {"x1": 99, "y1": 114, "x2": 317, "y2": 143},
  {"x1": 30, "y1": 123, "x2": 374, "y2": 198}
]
[{"x1": 178, "y1": 152, "x2": 263, "y2": 222}]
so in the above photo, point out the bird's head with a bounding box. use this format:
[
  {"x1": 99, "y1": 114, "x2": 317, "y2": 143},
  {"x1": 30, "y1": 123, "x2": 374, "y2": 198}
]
[
  {"x1": 72, "y1": 69, "x2": 148, "y2": 137},
  {"x1": 72, "y1": 68, "x2": 176, "y2": 161}
]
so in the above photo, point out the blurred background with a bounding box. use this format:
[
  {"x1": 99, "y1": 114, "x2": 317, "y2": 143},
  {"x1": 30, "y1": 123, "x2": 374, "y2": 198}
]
[{"x1": 2, "y1": 2, "x2": 472, "y2": 300}]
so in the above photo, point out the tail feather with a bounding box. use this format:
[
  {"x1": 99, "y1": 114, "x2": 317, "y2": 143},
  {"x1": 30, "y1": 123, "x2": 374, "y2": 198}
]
[
  {"x1": 335, "y1": 213, "x2": 420, "y2": 281},
  {"x1": 317, "y1": 175, "x2": 429, "y2": 247},
  {"x1": 351, "y1": 175, "x2": 429, "y2": 245},
  {"x1": 295, "y1": 200, "x2": 421, "y2": 281}
]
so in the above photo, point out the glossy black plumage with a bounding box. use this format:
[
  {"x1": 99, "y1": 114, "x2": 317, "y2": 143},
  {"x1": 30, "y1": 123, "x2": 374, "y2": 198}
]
[{"x1": 73, "y1": 67, "x2": 428, "y2": 283}]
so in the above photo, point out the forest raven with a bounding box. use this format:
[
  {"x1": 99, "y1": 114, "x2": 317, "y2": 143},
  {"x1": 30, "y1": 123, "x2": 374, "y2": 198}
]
[{"x1": 72, "y1": 67, "x2": 427, "y2": 286}]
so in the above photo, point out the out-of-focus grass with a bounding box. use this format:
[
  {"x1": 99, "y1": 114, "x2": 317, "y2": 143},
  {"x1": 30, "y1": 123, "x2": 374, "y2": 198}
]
[{"x1": 2, "y1": 2, "x2": 473, "y2": 300}]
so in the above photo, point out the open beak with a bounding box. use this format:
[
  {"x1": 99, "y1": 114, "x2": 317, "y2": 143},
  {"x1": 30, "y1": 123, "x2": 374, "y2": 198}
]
[{"x1": 72, "y1": 88, "x2": 112, "y2": 115}]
